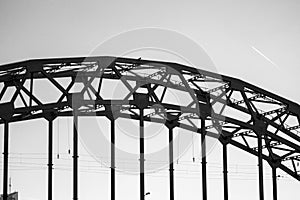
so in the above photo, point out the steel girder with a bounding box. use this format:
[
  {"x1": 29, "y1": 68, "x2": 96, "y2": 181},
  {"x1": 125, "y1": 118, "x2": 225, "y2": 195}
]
[{"x1": 0, "y1": 56, "x2": 299, "y2": 183}]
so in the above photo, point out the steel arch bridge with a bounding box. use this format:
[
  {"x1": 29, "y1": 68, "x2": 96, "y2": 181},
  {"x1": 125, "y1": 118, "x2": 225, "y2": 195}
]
[{"x1": 0, "y1": 56, "x2": 300, "y2": 200}]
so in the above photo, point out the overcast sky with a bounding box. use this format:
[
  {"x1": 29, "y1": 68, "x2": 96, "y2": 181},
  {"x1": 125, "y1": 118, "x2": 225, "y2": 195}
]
[{"x1": 0, "y1": 1, "x2": 300, "y2": 200}]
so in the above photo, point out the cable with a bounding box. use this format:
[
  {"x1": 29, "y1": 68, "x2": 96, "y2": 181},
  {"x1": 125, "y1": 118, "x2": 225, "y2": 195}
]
[
  {"x1": 3, "y1": 152, "x2": 297, "y2": 182},
  {"x1": 57, "y1": 118, "x2": 60, "y2": 159},
  {"x1": 67, "y1": 117, "x2": 71, "y2": 154},
  {"x1": 177, "y1": 132, "x2": 180, "y2": 164},
  {"x1": 192, "y1": 134, "x2": 195, "y2": 162}
]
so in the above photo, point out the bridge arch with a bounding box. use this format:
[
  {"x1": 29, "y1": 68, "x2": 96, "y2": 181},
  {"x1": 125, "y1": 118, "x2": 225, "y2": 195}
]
[{"x1": 0, "y1": 56, "x2": 299, "y2": 200}]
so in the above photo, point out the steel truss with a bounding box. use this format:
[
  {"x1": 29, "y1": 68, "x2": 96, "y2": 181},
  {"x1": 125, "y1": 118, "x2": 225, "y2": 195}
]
[{"x1": 0, "y1": 56, "x2": 300, "y2": 200}]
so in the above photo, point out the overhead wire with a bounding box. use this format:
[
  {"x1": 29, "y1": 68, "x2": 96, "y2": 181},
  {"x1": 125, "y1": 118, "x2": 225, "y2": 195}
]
[{"x1": 0, "y1": 155, "x2": 294, "y2": 182}]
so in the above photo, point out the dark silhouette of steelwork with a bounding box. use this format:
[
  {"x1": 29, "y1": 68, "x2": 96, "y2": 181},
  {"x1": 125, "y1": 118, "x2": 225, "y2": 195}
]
[
  {"x1": 73, "y1": 114, "x2": 78, "y2": 200},
  {"x1": 0, "y1": 56, "x2": 300, "y2": 200},
  {"x1": 222, "y1": 143, "x2": 228, "y2": 200},
  {"x1": 110, "y1": 119, "x2": 115, "y2": 200},
  {"x1": 3, "y1": 122, "x2": 9, "y2": 200},
  {"x1": 201, "y1": 118, "x2": 207, "y2": 200},
  {"x1": 45, "y1": 114, "x2": 54, "y2": 200}
]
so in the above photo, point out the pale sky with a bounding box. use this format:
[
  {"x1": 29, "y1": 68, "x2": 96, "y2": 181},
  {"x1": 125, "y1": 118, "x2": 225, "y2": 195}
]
[{"x1": 0, "y1": 1, "x2": 300, "y2": 200}]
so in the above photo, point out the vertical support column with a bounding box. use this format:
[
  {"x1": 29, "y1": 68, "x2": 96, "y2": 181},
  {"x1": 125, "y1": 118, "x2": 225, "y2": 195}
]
[
  {"x1": 2, "y1": 121, "x2": 9, "y2": 200},
  {"x1": 223, "y1": 144, "x2": 228, "y2": 200},
  {"x1": 257, "y1": 134, "x2": 264, "y2": 200},
  {"x1": 111, "y1": 119, "x2": 115, "y2": 200},
  {"x1": 139, "y1": 108, "x2": 145, "y2": 200},
  {"x1": 169, "y1": 128, "x2": 174, "y2": 200},
  {"x1": 1, "y1": 102, "x2": 13, "y2": 200},
  {"x1": 48, "y1": 119, "x2": 53, "y2": 200},
  {"x1": 272, "y1": 167, "x2": 277, "y2": 200},
  {"x1": 73, "y1": 114, "x2": 78, "y2": 200},
  {"x1": 201, "y1": 118, "x2": 207, "y2": 200},
  {"x1": 133, "y1": 93, "x2": 149, "y2": 200}
]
